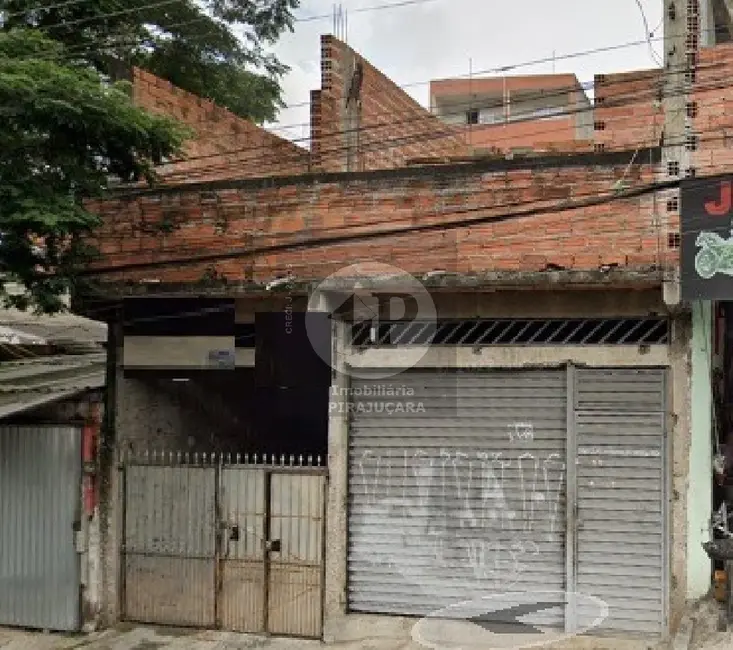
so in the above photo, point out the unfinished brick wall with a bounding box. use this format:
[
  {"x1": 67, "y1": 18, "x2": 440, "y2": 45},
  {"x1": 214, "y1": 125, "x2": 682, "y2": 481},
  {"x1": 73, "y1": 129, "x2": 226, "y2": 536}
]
[
  {"x1": 132, "y1": 68, "x2": 310, "y2": 183},
  {"x1": 593, "y1": 70, "x2": 664, "y2": 152},
  {"x1": 310, "y1": 36, "x2": 470, "y2": 172},
  {"x1": 86, "y1": 153, "x2": 671, "y2": 285},
  {"x1": 691, "y1": 43, "x2": 733, "y2": 174}
]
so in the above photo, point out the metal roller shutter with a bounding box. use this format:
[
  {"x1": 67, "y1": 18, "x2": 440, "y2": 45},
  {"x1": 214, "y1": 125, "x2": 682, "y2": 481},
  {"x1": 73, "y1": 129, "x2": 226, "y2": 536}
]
[
  {"x1": 574, "y1": 368, "x2": 667, "y2": 636},
  {"x1": 347, "y1": 369, "x2": 568, "y2": 621}
]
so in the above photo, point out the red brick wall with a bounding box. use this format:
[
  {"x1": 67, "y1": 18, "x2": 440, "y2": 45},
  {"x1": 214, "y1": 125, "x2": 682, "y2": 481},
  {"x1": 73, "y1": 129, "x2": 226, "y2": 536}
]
[
  {"x1": 132, "y1": 68, "x2": 310, "y2": 183},
  {"x1": 466, "y1": 119, "x2": 592, "y2": 154},
  {"x1": 311, "y1": 36, "x2": 470, "y2": 172},
  {"x1": 691, "y1": 43, "x2": 733, "y2": 174},
  {"x1": 87, "y1": 158, "x2": 669, "y2": 285},
  {"x1": 593, "y1": 70, "x2": 664, "y2": 152}
]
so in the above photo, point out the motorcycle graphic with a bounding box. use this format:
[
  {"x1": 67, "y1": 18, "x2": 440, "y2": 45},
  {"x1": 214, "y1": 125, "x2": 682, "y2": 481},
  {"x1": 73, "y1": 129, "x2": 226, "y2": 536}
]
[{"x1": 695, "y1": 231, "x2": 733, "y2": 279}]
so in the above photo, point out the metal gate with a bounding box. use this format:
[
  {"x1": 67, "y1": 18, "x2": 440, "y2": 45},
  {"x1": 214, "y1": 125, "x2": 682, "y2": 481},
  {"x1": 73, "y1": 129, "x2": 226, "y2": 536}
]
[
  {"x1": 0, "y1": 425, "x2": 82, "y2": 632},
  {"x1": 121, "y1": 452, "x2": 327, "y2": 638},
  {"x1": 572, "y1": 368, "x2": 667, "y2": 635},
  {"x1": 347, "y1": 369, "x2": 568, "y2": 622}
]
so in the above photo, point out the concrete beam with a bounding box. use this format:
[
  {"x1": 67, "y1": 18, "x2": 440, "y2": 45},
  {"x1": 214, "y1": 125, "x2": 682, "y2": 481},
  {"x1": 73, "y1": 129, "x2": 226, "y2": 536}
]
[
  {"x1": 712, "y1": 0, "x2": 733, "y2": 41},
  {"x1": 87, "y1": 268, "x2": 665, "y2": 300},
  {"x1": 663, "y1": 267, "x2": 681, "y2": 308}
]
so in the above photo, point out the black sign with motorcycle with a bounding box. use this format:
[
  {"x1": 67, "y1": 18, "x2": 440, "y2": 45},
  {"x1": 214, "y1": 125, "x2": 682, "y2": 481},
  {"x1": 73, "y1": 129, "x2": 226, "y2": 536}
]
[{"x1": 681, "y1": 174, "x2": 733, "y2": 300}]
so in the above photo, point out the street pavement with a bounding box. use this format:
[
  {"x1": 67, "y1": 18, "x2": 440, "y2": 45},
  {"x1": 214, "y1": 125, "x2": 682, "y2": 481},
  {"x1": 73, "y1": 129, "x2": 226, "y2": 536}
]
[{"x1": 12, "y1": 620, "x2": 733, "y2": 650}]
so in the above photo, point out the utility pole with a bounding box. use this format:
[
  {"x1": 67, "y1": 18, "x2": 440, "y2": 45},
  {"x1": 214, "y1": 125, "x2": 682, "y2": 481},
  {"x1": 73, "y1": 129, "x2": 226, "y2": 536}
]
[
  {"x1": 665, "y1": 0, "x2": 715, "y2": 605},
  {"x1": 662, "y1": 0, "x2": 693, "y2": 308}
]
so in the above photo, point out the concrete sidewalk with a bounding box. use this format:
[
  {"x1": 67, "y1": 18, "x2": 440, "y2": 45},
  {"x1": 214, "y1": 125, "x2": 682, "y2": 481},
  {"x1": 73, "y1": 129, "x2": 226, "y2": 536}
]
[
  {"x1": 0, "y1": 623, "x2": 682, "y2": 650},
  {"x1": 0, "y1": 626, "x2": 327, "y2": 650}
]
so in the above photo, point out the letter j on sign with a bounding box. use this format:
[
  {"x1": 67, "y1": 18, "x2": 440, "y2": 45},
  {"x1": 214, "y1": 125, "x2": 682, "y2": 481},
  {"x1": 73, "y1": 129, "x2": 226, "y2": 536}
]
[{"x1": 681, "y1": 174, "x2": 733, "y2": 300}]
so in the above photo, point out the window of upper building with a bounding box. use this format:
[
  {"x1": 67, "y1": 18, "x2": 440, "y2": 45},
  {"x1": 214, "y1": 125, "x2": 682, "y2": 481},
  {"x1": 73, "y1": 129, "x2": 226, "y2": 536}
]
[
  {"x1": 479, "y1": 109, "x2": 502, "y2": 124},
  {"x1": 466, "y1": 109, "x2": 479, "y2": 125}
]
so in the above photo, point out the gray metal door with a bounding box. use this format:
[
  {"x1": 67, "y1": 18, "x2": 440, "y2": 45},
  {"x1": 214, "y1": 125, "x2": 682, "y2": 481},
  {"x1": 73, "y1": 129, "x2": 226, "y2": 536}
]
[
  {"x1": 219, "y1": 466, "x2": 266, "y2": 633},
  {"x1": 348, "y1": 369, "x2": 568, "y2": 622},
  {"x1": 0, "y1": 425, "x2": 82, "y2": 631},
  {"x1": 266, "y1": 471, "x2": 326, "y2": 637},
  {"x1": 573, "y1": 368, "x2": 667, "y2": 635},
  {"x1": 123, "y1": 462, "x2": 217, "y2": 627},
  {"x1": 218, "y1": 467, "x2": 327, "y2": 638}
]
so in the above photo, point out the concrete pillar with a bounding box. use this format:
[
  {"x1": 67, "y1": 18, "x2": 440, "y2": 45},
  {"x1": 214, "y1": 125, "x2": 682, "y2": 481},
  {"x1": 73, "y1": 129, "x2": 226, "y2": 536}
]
[
  {"x1": 99, "y1": 318, "x2": 122, "y2": 626},
  {"x1": 323, "y1": 318, "x2": 349, "y2": 642},
  {"x1": 700, "y1": 0, "x2": 717, "y2": 46},
  {"x1": 662, "y1": 0, "x2": 691, "y2": 236},
  {"x1": 687, "y1": 301, "x2": 713, "y2": 599},
  {"x1": 310, "y1": 286, "x2": 352, "y2": 639},
  {"x1": 670, "y1": 311, "x2": 693, "y2": 631}
]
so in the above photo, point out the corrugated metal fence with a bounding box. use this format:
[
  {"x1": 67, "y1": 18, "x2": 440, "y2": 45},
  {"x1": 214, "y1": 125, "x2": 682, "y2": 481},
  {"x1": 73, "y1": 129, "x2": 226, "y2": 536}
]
[
  {"x1": 0, "y1": 425, "x2": 82, "y2": 632},
  {"x1": 121, "y1": 451, "x2": 327, "y2": 639}
]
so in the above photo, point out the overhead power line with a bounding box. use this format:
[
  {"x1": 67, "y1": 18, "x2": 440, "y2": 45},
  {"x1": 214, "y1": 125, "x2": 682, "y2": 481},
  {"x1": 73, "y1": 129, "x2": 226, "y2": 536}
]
[
  {"x1": 78, "y1": 205, "x2": 684, "y2": 313},
  {"x1": 85, "y1": 140, "x2": 733, "y2": 273},
  {"x1": 157, "y1": 61, "x2": 733, "y2": 186},
  {"x1": 633, "y1": 0, "x2": 664, "y2": 66},
  {"x1": 175, "y1": 62, "x2": 679, "y2": 153},
  {"x1": 4, "y1": 0, "x2": 716, "y2": 124},
  {"x1": 11, "y1": 13, "x2": 699, "y2": 100},
  {"x1": 4, "y1": 8, "x2": 720, "y2": 235},
  {"x1": 79, "y1": 165, "x2": 733, "y2": 306},
  {"x1": 3, "y1": 56, "x2": 700, "y2": 207},
  {"x1": 91, "y1": 156, "x2": 659, "y2": 245},
  {"x1": 1, "y1": 3, "x2": 715, "y2": 300},
  {"x1": 118, "y1": 64, "x2": 715, "y2": 188},
  {"x1": 5, "y1": 10, "x2": 717, "y2": 149},
  {"x1": 151, "y1": 73, "x2": 671, "y2": 173},
  {"x1": 86, "y1": 178, "x2": 669, "y2": 276},
  {"x1": 77, "y1": 207, "x2": 678, "y2": 315},
  {"x1": 281, "y1": 29, "x2": 699, "y2": 110},
  {"x1": 84, "y1": 174, "x2": 682, "y2": 275},
  {"x1": 296, "y1": 0, "x2": 441, "y2": 22},
  {"x1": 5, "y1": 0, "x2": 443, "y2": 54},
  {"x1": 140, "y1": 57, "x2": 724, "y2": 178},
  {"x1": 16, "y1": 55, "x2": 690, "y2": 186},
  {"x1": 2, "y1": 0, "x2": 100, "y2": 19},
  {"x1": 9, "y1": 0, "x2": 182, "y2": 30},
  {"x1": 2, "y1": 49, "x2": 688, "y2": 206},
  {"x1": 6, "y1": 0, "x2": 442, "y2": 27}
]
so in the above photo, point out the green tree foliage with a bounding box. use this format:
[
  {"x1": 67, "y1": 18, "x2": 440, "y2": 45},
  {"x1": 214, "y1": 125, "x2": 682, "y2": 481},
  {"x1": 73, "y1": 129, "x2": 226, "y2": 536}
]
[
  {"x1": 0, "y1": 29, "x2": 187, "y2": 312},
  {"x1": 1, "y1": 0, "x2": 299, "y2": 123}
]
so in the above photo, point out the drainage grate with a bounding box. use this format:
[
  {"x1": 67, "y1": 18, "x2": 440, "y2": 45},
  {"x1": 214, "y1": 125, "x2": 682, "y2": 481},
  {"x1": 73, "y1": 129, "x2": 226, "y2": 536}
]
[{"x1": 351, "y1": 317, "x2": 669, "y2": 347}]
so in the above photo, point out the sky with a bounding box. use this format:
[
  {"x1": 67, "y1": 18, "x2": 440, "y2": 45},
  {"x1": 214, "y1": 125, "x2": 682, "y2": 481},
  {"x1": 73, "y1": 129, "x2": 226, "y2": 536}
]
[{"x1": 265, "y1": 0, "x2": 664, "y2": 139}]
